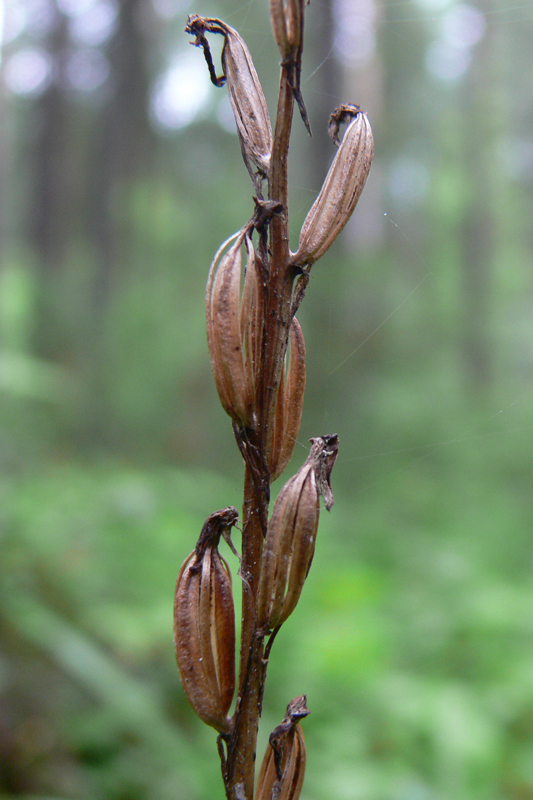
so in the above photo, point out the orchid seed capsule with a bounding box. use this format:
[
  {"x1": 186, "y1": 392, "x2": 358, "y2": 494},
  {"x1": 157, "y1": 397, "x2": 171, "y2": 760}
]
[
  {"x1": 292, "y1": 105, "x2": 373, "y2": 267},
  {"x1": 206, "y1": 228, "x2": 254, "y2": 425},
  {"x1": 186, "y1": 15, "x2": 272, "y2": 190},
  {"x1": 258, "y1": 435, "x2": 339, "y2": 629},
  {"x1": 269, "y1": 316, "x2": 306, "y2": 482},
  {"x1": 173, "y1": 507, "x2": 238, "y2": 732}
]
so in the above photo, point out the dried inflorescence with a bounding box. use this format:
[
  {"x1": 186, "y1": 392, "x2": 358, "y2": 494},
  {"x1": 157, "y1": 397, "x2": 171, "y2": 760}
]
[{"x1": 176, "y1": 5, "x2": 373, "y2": 798}]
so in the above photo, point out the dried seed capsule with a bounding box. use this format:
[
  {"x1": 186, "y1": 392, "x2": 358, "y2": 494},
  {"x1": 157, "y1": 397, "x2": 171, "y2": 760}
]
[
  {"x1": 256, "y1": 696, "x2": 309, "y2": 800},
  {"x1": 292, "y1": 106, "x2": 373, "y2": 267},
  {"x1": 269, "y1": 317, "x2": 306, "y2": 482},
  {"x1": 222, "y1": 24, "x2": 273, "y2": 185},
  {"x1": 239, "y1": 233, "x2": 263, "y2": 396},
  {"x1": 186, "y1": 15, "x2": 272, "y2": 190},
  {"x1": 206, "y1": 228, "x2": 254, "y2": 424},
  {"x1": 173, "y1": 507, "x2": 238, "y2": 732},
  {"x1": 269, "y1": 0, "x2": 310, "y2": 134},
  {"x1": 270, "y1": 0, "x2": 289, "y2": 55},
  {"x1": 258, "y1": 435, "x2": 339, "y2": 629},
  {"x1": 257, "y1": 461, "x2": 317, "y2": 629},
  {"x1": 270, "y1": 0, "x2": 303, "y2": 55}
]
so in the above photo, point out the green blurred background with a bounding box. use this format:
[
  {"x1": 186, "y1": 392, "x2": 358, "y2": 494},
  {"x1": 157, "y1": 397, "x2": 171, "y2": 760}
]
[{"x1": 1, "y1": 0, "x2": 533, "y2": 797}]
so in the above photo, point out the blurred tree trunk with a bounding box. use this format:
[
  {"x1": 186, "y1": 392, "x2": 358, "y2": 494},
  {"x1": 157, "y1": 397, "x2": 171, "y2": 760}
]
[
  {"x1": 28, "y1": 0, "x2": 154, "y2": 444},
  {"x1": 30, "y1": 9, "x2": 71, "y2": 361},
  {"x1": 88, "y1": 0, "x2": 154, "y2": 314},
  {"x1": 459, "y1": 0, "x2": 503, "y2": 397}
]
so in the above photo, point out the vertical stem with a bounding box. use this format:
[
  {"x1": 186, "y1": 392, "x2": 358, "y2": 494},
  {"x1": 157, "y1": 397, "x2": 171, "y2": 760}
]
[
  {"x1": 262, "y1": 71, "x2": 296, "y2": 459},
  {"x1": 225, "y1": 66, "x2": 296, "y2": 800},
  {"x1": 226, "y1": 466, "x2": 265, "y2": 800}
]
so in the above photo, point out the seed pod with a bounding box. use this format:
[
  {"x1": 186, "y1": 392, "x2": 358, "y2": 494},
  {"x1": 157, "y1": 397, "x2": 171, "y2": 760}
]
[
  {"x1": 186, "y1": 15, "x2": 272, "y2": 189},
  {"x1": 222, "y1": 23, "x2": 273, "y2": 184},
  {"x1": 239, "y1": 233, "x2": 263, "y2": 396},
  {"x1": 256, "y1": 696, "x2": 309, "y2": 800},
  {"x1": 269, "y1": 317, "x2": 306, "y2": 482},
  {"x1": 258, "y1": 435, "x2": 339, "y2": 629},
  {"x1": 270, "y1": 0, "x2": 289, "y2": 55},
  {"x1": 173, "y1": 507, "x2": 238, "y2": 732},
  {"x1": 270, "y1": 0, "x2": 303, "y2": 56},
  {"x1": 206, "y1": 228, "x2": 253, "y2": 424},
  {"x1": 292, "y1": 105, "x2": 373, "y2": 267}
]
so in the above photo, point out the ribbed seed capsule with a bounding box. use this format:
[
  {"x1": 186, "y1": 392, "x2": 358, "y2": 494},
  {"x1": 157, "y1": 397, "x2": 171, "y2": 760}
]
[
  {"x1": 256, "y1": 696, "x2": 309, "y2": 800},
  {"x1": 173, "y1": 507, "x2": 238, "y2": 732},
  {"x1": 292, "y1": 105, "x2": 374, "y2": 267},
  {"x1": 186, "y1": 15, "x2": 272, "y2": 189},
  {"x1": 206, "y1": 228, "x2": 253, "y2": 424},
  {"x1": 270, "y1": 0, "x2": 303, "y2": 55},
  {"x1": 269, "y1": 316, "x2": 306, "y2": 482},
  {"x1": 239, "y1": 233, "x2": 263, "y2": 396},
  {"x1": 258, "y1": 435, "x2": 339, "y2": 629},
  {"x1": 222, "y1": 23, "x2": 273, "y2": 184}
]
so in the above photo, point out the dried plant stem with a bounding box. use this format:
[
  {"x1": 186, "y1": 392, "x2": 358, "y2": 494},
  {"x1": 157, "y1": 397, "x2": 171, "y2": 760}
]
[
  {"x1": 176, "y1": 9, "x2": 373, "y2": 800},
  {"x1": 224, "y1": 68, "x2": 297, "y2": 800},
  {"x1": 261, "y1": 71, "x2": 296, "y2": 461},
  {"x1": 225, "y1": 468, "x2": 265, "y2": 800}
]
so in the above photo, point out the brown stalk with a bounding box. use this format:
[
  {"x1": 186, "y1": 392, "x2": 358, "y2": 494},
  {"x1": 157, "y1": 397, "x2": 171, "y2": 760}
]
[{"x1": 224, "y1": 48, "x2": 299, "y2": 800}]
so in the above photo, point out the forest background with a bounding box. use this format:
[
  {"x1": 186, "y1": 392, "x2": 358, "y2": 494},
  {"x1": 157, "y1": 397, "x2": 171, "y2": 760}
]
[{"x1": 1, "y1": 0, "x2": 533, "y2": 798}]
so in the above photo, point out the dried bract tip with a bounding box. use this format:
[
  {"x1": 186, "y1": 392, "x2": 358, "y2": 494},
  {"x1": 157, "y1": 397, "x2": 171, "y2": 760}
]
[
  {"x1": 206, "y1": 228, "x2": 254, "y2": 425},
  {"x1": 173, "y1": 508, "x2": 238, "y2": 732},
  {"x1": 309, "y1": 433, "x2": 339, "y2": 511},
  {"x1": 256, "y1": 696, "x2": 309, "y2": 800},
  {"x1": 292, "y1": 107, "x2": 373, "y2": 266}
]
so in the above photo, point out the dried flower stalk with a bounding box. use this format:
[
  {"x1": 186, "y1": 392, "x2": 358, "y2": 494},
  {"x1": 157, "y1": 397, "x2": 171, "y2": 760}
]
[{"x1": 176, "y1": 6, "x2": 373, "y2": 799}]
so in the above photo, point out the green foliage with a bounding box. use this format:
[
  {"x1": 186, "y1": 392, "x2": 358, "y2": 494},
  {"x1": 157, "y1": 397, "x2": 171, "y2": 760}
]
[{"x1": 2, "y1": 430, "x2": 533, "y2": 798}]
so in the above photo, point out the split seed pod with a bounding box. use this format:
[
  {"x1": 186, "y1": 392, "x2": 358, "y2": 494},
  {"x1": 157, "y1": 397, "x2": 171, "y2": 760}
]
[
  {"x1": 258, "y1": 434, "x2": 339, "y2": 629},
  {"x1": 206, "y1": 228, "x2": 254, "y2": 424},
  {"x1": 256, "y1": 695, "x2": 309, "y2": 800},
  {"x1": 292, "y1": 105, "x2": 373, "y2": 267},
  {"x1": 173, "y1": 506, "x2": 238, "y2": 732},
  {"x1": 269, "y1": 316, "x2": 306, "y2": 482}
]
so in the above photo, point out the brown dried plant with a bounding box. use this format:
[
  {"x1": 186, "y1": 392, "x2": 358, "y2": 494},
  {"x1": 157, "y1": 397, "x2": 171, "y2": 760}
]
[{"x1": 174, "y1": 4, "x2": 373, "y2": 798}]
